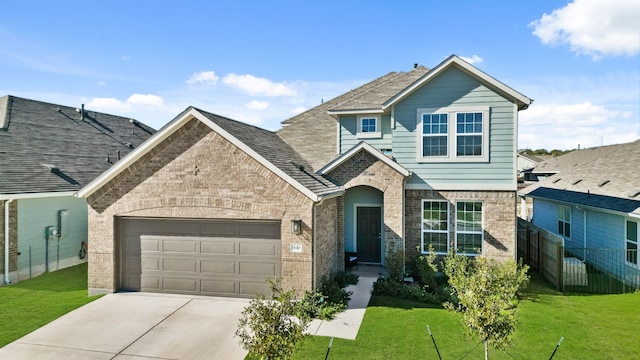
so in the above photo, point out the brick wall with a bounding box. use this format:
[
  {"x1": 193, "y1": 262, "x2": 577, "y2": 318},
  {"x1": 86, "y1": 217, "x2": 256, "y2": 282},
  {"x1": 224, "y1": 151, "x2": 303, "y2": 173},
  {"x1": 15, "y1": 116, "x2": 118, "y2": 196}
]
[
  {"x1": 0, "y1": 200, "x2": 18, "y2": 277},
  {"x1": 314, "y1": 197, "x2": 339, "y2": 287},
  {"x1": 405, "y1": 189, "x2": 517, "y2": 262},
  {"x1": 327, "y1": 150, "x2": 406, "y2": 262},
  {"x1": 86, "y1": 119, "x2": 320, "y2": 294}
]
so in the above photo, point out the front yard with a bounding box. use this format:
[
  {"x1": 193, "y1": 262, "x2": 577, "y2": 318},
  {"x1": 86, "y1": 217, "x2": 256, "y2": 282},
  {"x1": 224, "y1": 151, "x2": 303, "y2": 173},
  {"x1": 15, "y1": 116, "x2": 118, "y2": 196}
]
[
  {"x1": 0, "y1": 263, "x2": 100, "y2": 347},
  {"x1": 294, "y1": 274, "x2": 640, "y2": 359}
]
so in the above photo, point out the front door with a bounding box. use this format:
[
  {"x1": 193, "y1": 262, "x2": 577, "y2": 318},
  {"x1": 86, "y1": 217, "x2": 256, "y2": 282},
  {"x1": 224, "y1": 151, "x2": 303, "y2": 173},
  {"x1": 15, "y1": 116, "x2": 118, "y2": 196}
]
[{"x1": 356, "y1": 207, "x2": 382, "y2": 263}]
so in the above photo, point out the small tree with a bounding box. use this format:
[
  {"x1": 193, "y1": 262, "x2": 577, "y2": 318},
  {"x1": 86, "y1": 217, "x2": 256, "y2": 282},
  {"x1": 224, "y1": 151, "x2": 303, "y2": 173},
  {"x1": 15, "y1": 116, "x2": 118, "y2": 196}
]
[
  {"x1": 443, "y1": 253, "x2": 529, "y2": 360},
  {"x1": 235, "y1": 278, "x2": 310, "y2": 360}
]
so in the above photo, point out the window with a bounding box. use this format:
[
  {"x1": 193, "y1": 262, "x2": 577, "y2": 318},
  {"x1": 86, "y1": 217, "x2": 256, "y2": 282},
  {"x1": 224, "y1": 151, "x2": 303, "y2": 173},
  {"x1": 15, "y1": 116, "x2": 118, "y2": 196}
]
[
  {"x1": 417, "y1": 106, "x2": 489, "y2": 162},
  {"x1": 422, "y1": 114, "x2": 448, "y2": 157},
  {"x1": 456, "y1": 201, "x2": 483, "y2": 255},
  {"x1": 558, "y1": 206, "x2": 571, "y2": 238},
  {"x1": 421, "y1": 201, "x2": 449, "y2": 253},
  {"x1": 456, "y1": 112, "x2": 483, "y2": 156},
  {"x1": 626, "y1": 220, "x2": 638, "y2": 266},
  {"x1": 357, "y1": 115, "x2": 381, "y2": 138}
]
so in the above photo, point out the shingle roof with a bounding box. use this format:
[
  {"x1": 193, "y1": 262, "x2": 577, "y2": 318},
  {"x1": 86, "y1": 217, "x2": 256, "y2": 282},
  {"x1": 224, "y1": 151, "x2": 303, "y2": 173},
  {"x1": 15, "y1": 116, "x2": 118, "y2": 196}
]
[
  {"x1": 194, "y1": 108, "x2": 342, "y2": 198},
  {"x1": 527, "y1": 187, "x2": 640, "y2": 215},
  {"x1": 0, "y1": 95, "x2": 156, "y2": 195},
  {"x1": 521, "y1": 140, "x2": 640, "y2": 212}
]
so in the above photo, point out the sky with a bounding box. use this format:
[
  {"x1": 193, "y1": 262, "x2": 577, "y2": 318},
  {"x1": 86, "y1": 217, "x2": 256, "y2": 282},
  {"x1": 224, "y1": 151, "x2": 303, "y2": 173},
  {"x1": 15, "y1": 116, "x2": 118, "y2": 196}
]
[{"x1": 1, "y1": 0, "x2": 639, "y2": 151}]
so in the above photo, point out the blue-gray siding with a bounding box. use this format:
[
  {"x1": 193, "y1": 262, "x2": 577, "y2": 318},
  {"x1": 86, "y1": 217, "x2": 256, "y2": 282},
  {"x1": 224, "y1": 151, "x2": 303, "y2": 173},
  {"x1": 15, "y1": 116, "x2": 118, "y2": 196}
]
[{"x1": 339, "y1": 114, "x2": 393, "y2": 153}]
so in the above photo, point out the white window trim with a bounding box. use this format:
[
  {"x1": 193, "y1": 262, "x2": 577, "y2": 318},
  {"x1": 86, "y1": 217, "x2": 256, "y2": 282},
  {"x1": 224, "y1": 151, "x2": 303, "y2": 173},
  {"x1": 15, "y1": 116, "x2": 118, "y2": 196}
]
[
  {"x1": 455, "y1": 200, "x2": 484, "y2": 256},
  {"x1": 417, "y1": 106, "x2": 489, "y2": 163},
  {"x1": 625, "y1": 218, "x2": 639, "y2": 268},
  {"x1": 421, "y1": 200, "x2": 450, "y2": 254},
  {"x1": 558, "y1": 205, "x2": 571, "y2": 239},
  {"x1": 356, "y1": 115, "x2": 381, "y2": 139}
]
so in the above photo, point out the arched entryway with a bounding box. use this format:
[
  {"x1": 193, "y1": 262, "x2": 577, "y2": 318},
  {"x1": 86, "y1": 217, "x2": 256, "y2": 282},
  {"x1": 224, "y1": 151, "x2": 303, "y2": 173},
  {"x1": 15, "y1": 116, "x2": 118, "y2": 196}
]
[{"x1": 344, "y1": 186, "x2": 384, "y2": 263}]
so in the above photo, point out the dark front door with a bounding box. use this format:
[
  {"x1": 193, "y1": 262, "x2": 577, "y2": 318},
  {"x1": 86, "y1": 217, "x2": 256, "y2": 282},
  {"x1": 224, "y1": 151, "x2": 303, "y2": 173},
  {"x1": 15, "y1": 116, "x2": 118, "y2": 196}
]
[{"x1": 356, "y1": 207, "x2": 382, "y2": 263}]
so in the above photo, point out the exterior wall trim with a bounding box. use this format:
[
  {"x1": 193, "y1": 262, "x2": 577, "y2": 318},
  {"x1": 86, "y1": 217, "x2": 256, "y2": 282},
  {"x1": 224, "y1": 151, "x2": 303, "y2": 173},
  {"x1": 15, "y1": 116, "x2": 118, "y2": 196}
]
[
  {"x1": 319, "y1": 141, "x2": 411, "y2": 177},
  {"x1": 406, "y1": 183, "x2": 516, "y2": 191},
  {"x1": 0, "y1": 191, "x2": 76, "y2": 200}
]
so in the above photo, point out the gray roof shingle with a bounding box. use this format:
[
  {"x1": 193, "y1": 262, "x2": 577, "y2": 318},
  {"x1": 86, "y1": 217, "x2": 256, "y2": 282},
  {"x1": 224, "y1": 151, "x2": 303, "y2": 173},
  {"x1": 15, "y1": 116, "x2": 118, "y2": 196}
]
[
  {"x1": 0, "y1": 95, "x2": 156, "y2": 195},
  {"x1": 521, "y1": 140, "x2": 640, "y2": 212},
  {"x1": 194, "y1": 108, "x2": 342, "y2": 198}
]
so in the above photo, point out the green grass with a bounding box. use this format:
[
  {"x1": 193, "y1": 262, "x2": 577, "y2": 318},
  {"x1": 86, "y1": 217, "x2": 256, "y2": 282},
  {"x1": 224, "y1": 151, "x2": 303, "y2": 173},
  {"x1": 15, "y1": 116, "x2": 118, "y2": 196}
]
[
  {"x1": 0, "y1": 263, "x2": 101, "y2": 347},
  {"x1": 293, "y1": 274, "x2": 640, "y2": 359}
]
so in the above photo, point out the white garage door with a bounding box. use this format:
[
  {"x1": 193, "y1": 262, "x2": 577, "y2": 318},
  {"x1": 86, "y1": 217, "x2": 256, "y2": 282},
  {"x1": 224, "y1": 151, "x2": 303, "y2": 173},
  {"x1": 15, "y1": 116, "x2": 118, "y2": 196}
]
[{"x1": 119, "y1": 218, "x2": 281, "y2": 297}]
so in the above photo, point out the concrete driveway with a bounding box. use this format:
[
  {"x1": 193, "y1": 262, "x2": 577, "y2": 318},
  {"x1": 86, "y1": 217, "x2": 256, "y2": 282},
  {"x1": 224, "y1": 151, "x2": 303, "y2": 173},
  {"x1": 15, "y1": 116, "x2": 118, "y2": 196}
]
[{"x1": 0, "y1": 293, "x2": 249, "y2": 360}]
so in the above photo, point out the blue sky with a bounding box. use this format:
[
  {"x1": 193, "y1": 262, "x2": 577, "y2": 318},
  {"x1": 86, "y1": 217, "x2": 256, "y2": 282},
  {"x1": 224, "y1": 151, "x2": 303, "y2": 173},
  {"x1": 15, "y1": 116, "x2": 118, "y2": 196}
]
[{"x1": 1, "y1": 0, "x2": 639, "y2": 150}]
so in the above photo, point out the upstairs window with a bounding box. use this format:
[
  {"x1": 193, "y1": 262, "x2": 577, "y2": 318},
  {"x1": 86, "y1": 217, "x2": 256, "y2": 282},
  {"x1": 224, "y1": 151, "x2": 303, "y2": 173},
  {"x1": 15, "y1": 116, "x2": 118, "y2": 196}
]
[
  {"x1": 417, "y1": 106, "x2": 489, "y2": 162},
  {"x1": 422, "y1": 114, "x2": 448, "y2": 157},
  {"x1": 357, "y1": 115, "x2": 381, "y2": 138},
  {"x1": 558, "y1": 205, "x2": 571, "y2": 238},
  {"x1": 456, "y1": 112, "x2": 483, "y2": 156},
  {"x1": 626, "y1": 220, "x2": 638, "y2": 266}
]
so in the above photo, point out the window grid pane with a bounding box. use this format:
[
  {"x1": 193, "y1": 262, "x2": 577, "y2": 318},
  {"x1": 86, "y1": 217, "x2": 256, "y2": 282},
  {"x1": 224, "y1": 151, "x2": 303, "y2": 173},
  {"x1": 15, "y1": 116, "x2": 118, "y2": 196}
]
[
  {"x1": 361, "y1": 118, "x2": 377, "y2": 133},
  {"x1": 422, "y1": 201, "x2": 448, "y2": 253},
  {"x1": 422, "y1": 114, "x2": 448, "y2": 157},
  {"x1": 558, "y1": 206, "x2": 571, "y2": 237},
  {"x1": 455, "y1": 112, "x2": 483, "y2": 156},
  {"x1": 456, "y1": 201, "x2": 483, "y2": 255},
  {"x1": 627, "y1": 221, "x2": 638, "y2": 265}
]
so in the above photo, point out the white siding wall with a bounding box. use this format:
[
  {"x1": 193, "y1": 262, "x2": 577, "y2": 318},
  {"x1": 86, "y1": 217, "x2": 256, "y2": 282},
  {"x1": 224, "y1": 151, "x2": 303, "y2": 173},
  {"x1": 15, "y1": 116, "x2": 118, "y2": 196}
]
[{"x1": 16, "y1": 196, "x2": 88, "y2": 280}]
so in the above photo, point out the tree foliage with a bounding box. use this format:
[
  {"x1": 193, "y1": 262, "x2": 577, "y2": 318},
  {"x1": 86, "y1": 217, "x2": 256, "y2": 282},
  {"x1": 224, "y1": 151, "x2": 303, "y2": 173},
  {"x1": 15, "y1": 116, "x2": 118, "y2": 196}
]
[
  {"x1": 235, "y1": 278, "x2": 310, "y2": 360},
  {"x1": 443, "y1": 253, "x2": 529, "y2": 359}
]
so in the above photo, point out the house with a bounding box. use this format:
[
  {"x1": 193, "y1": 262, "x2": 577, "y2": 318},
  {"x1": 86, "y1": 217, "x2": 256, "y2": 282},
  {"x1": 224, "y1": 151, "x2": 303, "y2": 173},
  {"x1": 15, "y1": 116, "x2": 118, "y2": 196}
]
[
  {"x1": 0, "y1": 95, "x2": 155, "y2": 285},
  {"x1": 517, "y1": 153, "x2": 545, "y2": 182},
  {"x1": 78, "y1": 55, "x2": 532, "y2": 297},
  {"x1": 520, "y1": 140, "x2": 640, "y2": 286}
]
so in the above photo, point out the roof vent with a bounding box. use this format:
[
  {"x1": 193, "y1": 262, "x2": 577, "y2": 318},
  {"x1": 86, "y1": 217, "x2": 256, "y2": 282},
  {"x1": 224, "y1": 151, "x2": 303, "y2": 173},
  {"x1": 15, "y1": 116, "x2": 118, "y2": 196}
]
[
  {"x1": 629, "y1": 190, "x2": 640, "y2": 198},
  {"x1": 552, "y1": 178, "x2": 561, "y2": 183},
  {"x1": 125, "y1": 142, "x2": 134, "y2": 149},
  {"x1": 290, "y1": 162, "x2": 305, "y2": 172},
  {"x1": 42, "y1": 164, "x2": 60, "y2": 173},
  {"x1": 598, "y1": 180, "x2": 610, "y2": 187},
  {"x1": 572, "y1": 179, "x2": 582, "y2": 185}
]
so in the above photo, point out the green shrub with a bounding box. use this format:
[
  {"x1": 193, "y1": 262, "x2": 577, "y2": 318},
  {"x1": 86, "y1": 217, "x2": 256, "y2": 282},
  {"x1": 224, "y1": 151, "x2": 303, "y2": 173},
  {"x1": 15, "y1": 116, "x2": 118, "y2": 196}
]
[
  {"x1": 385, "y1": 241, "x2": 405, "y2": 282},
  {"x1": 372, "y1": 278, "x2": 445, "y2": 304},
  {"x1": 295, "y1": 271, "x2": 358, "y2": 321}
]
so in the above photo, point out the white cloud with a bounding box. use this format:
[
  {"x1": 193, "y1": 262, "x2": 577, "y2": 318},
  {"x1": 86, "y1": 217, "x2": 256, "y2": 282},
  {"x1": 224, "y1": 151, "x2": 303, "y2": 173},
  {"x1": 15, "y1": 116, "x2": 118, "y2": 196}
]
[
  {"x1": 121, "y1": 55, "x2": 130, "y2": 61},
  {"x1": 460, "y1": 55, "x2": 483, "y2": 65},
  {"x1": 98, "y1": 81, "x2": 106, "y2": 86},
  {"x1": 246, "y1": 100, "x2": 269, "y2": 110},
  {"x1": 530, "y1": 0, "x2": 640, "y2": 58},
  {"x1": 186, "y1": 71, "x2": 219, "y2": 86},
  {"x1": 222, "y1": 73, "x2": 298, "y2": 97},
  {"x1": 519, "y1": 102, "x2": 637, "y2": 150},
  {"x1": 87, "y1": 93, "x2": 165, "y2": 113}
]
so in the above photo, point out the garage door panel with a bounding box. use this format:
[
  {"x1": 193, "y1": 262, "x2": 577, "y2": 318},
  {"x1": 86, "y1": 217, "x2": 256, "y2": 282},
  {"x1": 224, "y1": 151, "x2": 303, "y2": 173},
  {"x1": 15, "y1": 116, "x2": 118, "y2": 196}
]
[
  {"x1": 201, "y1": 279, "x2": 236, "y2": 294},
  {"x1": 239, "y1": 262, "x2": 278, "y2": 276},
  {"x1": 120, "y1": 218, "x2": 281, "y2": 298},
  {"x1": 239, "y1": 242, "x2": 278, "y2": 256},
  {"x1": 201, "y1": 260, "x2": 236, "y2": 274},
  {"x1": 201, "y1": 240, "x2": 236, "y2": 255},
  {"x1": 163, "y1": 239, "x2": 197, "y2": 253},
  {"x1": 163, "y1": 278, "x2": 197, "y2": 292}
]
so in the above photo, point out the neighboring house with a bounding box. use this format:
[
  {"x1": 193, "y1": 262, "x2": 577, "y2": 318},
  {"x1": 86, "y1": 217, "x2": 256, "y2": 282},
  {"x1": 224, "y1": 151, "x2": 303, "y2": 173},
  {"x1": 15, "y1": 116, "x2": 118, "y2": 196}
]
[
  {"x1": 520, "y1": 140, "x2": 640, "y2": 286},
  {"x1": 78, "y1": 55, "x2": 532, "y2": 297},
  {"x1": 517, "y1": 153, "x2": 545, "y2": 182},
  {"x1": 0, "y1": 95, "x2": 155, "y2": 285}
]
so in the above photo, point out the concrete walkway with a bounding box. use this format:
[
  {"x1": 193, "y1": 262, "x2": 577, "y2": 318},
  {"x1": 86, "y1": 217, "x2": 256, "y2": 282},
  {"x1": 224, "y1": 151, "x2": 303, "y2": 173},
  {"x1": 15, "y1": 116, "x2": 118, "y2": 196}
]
[{"x1": 307, "y1": 265, "x2": 381, "y2": 340}]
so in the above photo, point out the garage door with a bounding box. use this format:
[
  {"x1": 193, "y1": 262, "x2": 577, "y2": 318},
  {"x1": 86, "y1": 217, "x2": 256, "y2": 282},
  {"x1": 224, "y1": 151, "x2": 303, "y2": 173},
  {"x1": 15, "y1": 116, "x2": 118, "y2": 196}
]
[{"x1": 119, "y1": 218, "x2": 281, "y2": 297}]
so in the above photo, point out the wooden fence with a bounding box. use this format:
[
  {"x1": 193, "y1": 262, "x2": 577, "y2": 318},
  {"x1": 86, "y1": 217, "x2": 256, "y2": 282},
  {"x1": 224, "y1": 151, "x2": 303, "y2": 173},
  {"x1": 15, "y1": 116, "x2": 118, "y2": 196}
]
[{"x1": 517, "y1": 218, "x2": 564, "y2": 290}]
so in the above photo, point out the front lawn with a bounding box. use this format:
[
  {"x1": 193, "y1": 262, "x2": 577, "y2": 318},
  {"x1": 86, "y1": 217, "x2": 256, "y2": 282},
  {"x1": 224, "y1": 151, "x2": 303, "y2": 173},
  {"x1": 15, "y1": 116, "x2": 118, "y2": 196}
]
[
  {"x1": 294, "y1": 274, "x2": 640, "y2": 359},
  {"x1": 0, "y1": 263, "x2": 100, "y2": 347}
]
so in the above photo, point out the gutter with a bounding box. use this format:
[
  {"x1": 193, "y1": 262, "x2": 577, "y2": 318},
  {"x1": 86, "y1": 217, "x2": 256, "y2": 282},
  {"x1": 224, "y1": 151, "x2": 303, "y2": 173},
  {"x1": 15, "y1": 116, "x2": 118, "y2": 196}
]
[{"x1": 4, "y1": 199, "x2": 14, "y2": 284}]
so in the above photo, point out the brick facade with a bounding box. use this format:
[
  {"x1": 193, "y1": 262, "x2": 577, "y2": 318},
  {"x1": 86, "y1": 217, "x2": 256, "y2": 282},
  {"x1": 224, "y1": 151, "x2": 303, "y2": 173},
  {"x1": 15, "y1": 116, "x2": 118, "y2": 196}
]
[
  {"x1": 86, "y1": 119, "x2": 339, "y2": 295},
  {"x1": 327, "y1": 150, "x2": 406, "y2": 261},
  {"x1": 405, "y1": 189, "x2": 517, "y2": 262},
  {"x1": 0, "y1": 200, "x2": 18, "y2": 278},
  {"x1": 314, "y1": 197, "x2": 340, "y2": 286}
]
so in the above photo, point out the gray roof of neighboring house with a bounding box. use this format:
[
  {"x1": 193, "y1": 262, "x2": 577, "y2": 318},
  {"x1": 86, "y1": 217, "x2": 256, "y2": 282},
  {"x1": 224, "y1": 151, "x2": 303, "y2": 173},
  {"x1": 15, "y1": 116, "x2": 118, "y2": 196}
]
[
  {"x1": 521, "y1": 140, "x2": 640, "y2": 213},
  {"x1": 0, "y1": 95, "x2": 156, "y2": 195},
  {"x1": 194, "y1": 108, "x2": 342, "y2": 198}
]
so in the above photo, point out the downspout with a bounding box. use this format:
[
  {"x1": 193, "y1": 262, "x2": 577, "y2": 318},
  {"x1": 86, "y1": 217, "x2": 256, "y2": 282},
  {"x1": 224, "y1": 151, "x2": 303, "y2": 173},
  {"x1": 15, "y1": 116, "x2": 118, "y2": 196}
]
[{"x1": 4, "y1": 199, "x2": 14, "y2": 284}]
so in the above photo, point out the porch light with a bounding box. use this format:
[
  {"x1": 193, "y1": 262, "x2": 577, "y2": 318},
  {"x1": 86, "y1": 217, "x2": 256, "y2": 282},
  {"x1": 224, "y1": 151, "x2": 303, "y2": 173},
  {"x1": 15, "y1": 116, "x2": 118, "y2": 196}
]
[{"x1": 291, "y1": 219, "x2": 302, "y2": 235}]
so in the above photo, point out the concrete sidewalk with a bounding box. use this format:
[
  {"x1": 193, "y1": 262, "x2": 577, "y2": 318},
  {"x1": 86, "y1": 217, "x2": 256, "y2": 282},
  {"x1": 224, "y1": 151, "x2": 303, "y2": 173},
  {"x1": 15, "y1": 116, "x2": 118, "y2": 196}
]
[{"x1": 307, "y1": 266, "x2": 380, "y2": 340}]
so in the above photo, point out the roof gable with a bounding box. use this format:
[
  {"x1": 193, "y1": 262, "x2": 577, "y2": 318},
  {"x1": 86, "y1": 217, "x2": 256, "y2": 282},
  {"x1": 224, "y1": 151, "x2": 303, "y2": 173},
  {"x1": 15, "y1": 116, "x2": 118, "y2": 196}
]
[
  {"x1": 78, "y1": 108, "x2": 342, "y2": 202},
  {"x1": 318, "y1": 141, "x2": 411, "y2": 177},
  {"x1": 383, "y1": 55, "x2": 532, "y2": 111}
]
